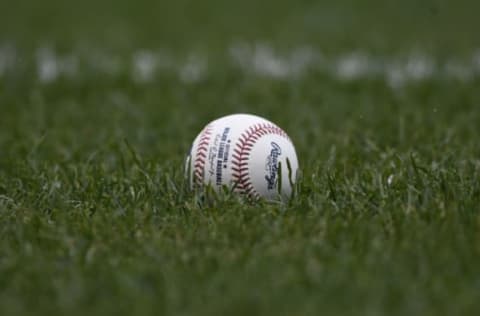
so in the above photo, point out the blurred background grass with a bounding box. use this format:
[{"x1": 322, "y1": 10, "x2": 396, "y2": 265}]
[{"x1": 1, "y1": 0, "x2": 479, "y2": 53}]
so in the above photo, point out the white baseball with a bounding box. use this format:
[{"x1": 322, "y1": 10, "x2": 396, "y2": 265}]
[{"x1": 186, "y1": 113, "x2": 299, "y2": 200}]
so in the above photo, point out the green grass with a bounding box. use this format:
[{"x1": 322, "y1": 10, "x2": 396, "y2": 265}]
[{"x1": 1, "y1": 1, "x2": 480, "y2": 315}]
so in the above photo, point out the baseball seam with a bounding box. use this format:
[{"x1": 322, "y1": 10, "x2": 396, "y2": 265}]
[
  {"x1": 231, "y1": 123, "x2": 290, "y2": 199},
  {"x1": 193, "y1": 124, "x2": 213, "y2": 187}
]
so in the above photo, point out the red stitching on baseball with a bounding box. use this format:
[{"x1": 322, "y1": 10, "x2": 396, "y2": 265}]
[
  {"x1": 230, "y1": 123, "x2": 289, "y2": 199},
  {"x1": 193, "y1": 125, "x2": 213, "y2": 186}
]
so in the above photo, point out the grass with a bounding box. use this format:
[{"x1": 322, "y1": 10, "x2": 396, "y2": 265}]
[{"x1": 1, "y1": 1, "x2": 480, "y2": 315}]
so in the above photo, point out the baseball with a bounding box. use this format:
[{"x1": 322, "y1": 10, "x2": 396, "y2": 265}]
[{"x1": 186, "y1": 113, "x2": 299, "y2": 201}]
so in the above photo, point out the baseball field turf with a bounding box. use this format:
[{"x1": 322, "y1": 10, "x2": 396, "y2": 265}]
[{"x1": 1, "y1": 0, "x2": 480, "y2": 315}]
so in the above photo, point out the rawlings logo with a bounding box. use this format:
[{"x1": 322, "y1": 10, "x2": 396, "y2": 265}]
[{"x1": 265, "y1": 142, "x2": 282, "y2": 190}]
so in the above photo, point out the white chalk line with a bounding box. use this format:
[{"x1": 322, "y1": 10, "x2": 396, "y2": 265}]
[{"x1": 1, "y1": 43, "x2": 480, "y2": 90}]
